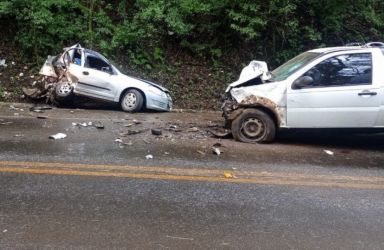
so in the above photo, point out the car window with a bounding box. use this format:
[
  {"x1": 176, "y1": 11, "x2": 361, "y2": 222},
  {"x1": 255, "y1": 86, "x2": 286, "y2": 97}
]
[
  {"x1": 85, "y1": 55, "x2": 112, "y2": 74},
  {"x1": 72, "y1": 49, "x2": 82, "y2": 65},
  {"x1": 300, "y1": 53, "x2": 372, "y2": 88}
]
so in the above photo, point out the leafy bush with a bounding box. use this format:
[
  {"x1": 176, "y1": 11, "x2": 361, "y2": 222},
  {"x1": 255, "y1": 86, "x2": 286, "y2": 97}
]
[
  {"x1": 1, "y1": 0, "x2": 383, "y2": 65},
  {"x1": 1, "y1": 0, "x2": 384, "y2": 108}
]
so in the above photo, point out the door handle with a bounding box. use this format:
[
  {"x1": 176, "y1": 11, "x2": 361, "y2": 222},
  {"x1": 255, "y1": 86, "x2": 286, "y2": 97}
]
[
  {"x1": 82, "y1": 71, "x2": 89, "y2": 75},
  {"x1": 358, "y1": 91, "x2": 377, "y2": 96}
]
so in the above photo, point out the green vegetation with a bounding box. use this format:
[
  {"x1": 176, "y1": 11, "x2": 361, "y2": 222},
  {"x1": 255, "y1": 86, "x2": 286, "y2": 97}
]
[
  {"x1": 0, "y1": 86, "x2": 5, "y2": 99},
  {"x1": 1, "y1": 0, "x2": 384, "y2": 108}
]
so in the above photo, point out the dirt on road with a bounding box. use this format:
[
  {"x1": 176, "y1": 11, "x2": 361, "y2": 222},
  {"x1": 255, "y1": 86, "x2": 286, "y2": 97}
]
[{"x1": 1, "y1": 102, "x2": 384, "y2": 173}]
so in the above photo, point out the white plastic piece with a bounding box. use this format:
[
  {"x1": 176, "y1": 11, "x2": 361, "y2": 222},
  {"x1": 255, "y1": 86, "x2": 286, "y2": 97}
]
[{"x1": 49, "y1": 133, "x2": 67, "y2": 140}]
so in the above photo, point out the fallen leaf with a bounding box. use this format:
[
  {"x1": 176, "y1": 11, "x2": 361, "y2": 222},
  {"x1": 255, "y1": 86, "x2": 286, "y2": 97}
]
[{"x1": 223, "y1": 172, "x2": 234, "y2": 178}]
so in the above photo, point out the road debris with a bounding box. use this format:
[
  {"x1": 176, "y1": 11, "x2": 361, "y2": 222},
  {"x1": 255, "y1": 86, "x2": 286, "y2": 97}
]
[
  {"x1": 122, "y1": 141, "x2": 133, "y2": 146},
  {"x1": 37, "y1": 115, "x2": 49, "y2": 119},
  {"x1": 72, "y1": 121, "x2": 104, "y2": 129},
  {"x1": 145, "y1": 154, "x2": 153, "y2": 160},
  {"x1": 30, "y1": 105, "x2": 53, "y2": 113},
  {"x1": 324, "y1": 150, "x2": 334, "y2": 156},
  {"x1": 31, "y1": 109, "x2": 45, "y2": 113},
  {"x1": 208, "y1": 128, "x2": 232, "y2": 139},
  {"x1": 49, "y1": 133, "x2": 67, "y2": 140},
  {"x1": 167, "y1": 124, "x2": 182, "y2": 132},
  {"x1": 212, "y1": 147, "x2": 221, "y2": 155},
  {"x1": 165, "y1": 235, "x2": 194, "y2": 241},
  {"x1": 0, "y1": 59, "x2": 6, "y2": 67},
  {"x1": 9, "y1": 105, "x2": 20, "y2": 111},
  {"x1": 151, "y1": 128, "x2": 162, "y2": 136},
  {"x1": 120, "y1": 129, "x2": 148, "y2": 136},
  {"x1": 93, "y1": 121, "x2": 105, "y2": 129},
  {"x1": 115, "y1": 138, "x2": 123, "y2": 143},
  {"x1": 187, "y1": 127, "x2": 199, "y2": 132},
  {"x1": 0, "y1": 121, "x2": 12, "y2": 125},
  {"x1": 197, "y1": 150, "x2": 206, "y2": 155},
  {"x1": 212, "y1": 142, "x2": 224, "y2": 155}
]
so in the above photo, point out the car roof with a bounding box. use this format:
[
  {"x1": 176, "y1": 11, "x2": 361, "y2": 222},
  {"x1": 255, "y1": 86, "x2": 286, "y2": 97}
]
[
  {"x1": 84, "y1": 48, "x2": 105, "y2": 58},
  {"x1": 309, "y1": 46, "x2": 384, "y2": 55}
]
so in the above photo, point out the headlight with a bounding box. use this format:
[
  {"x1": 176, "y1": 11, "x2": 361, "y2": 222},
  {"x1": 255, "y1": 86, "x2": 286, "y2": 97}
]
[{"x1": 147, "y1": 86, "x2": 166, "y2": 96}]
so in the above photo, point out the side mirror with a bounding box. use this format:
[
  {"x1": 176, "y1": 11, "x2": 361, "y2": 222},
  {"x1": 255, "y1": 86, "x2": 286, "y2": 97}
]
[
  {"x1": 101, "y1": 66, "x2": 112, "y2": 74},
  {"x1": 292, "y1": 76, "x2": 314, "y2": 89}
]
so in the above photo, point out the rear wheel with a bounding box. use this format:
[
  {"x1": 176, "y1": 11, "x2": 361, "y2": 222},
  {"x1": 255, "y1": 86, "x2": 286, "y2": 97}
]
[
  {"x1": 121, "y1": 89, "x2": 144, "y2": 112},
  {"x1": 231, "y1": 109, "x2": 276, "y2": 143}
]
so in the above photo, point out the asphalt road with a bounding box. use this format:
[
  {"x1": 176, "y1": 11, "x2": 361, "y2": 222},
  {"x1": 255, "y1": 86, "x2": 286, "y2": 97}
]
[{"x1": 1, "y1": 103, "x2": 384, "y2": 249}]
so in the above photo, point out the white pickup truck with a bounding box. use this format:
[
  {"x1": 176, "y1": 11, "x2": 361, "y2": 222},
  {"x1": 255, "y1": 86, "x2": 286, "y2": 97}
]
[{"x1": 222, "y1": 43, "x2": 384, "y2": 143}]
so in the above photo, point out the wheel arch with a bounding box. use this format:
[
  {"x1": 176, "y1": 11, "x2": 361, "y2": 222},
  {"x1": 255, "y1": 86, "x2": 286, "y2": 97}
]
[
  {"x1": 253, "y1": 105, "x2": 279, "y2": 129},
  {"x1": 119, "y1": 87, "x2": 147, "y2": 109},
  {"x1": 229, "y1": 105, "x2": 280, "y2": 129}
]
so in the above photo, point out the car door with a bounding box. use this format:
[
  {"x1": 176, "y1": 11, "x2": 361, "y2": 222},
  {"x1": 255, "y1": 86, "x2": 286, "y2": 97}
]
[
  {"x1": 287, "y1": 51, "x2": 382, "y2": 128},
  {"x1": 70, "y1": 51, "x2": 116, "y2": 101}
]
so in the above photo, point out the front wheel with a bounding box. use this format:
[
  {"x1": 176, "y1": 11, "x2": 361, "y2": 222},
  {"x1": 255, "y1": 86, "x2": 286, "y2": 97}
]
[
  {"x1": 120, "y1": 89, "x2": 144, "y2": 112},
  {"x1": 54, "y1": 81, "x2": 73, "y2": 105},
  {"x1": 231, "y1": 109, "x2": 276, "y2": 143}
]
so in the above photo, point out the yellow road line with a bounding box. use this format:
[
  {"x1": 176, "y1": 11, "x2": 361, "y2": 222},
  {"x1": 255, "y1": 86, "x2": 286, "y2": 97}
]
[
  {"x1": 0, "y1": 161, "x2": 384, "y2": 189},
  {"x1": 1, "y1": 160, "x2": 384, "y2": 182},
  {"x1": 0, "y1": 167, "x2": 384, "y2": 189}
]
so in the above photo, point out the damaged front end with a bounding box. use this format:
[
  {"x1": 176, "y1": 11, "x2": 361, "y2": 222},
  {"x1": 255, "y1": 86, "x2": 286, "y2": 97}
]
[
  {"x1": 221, "y1": 92, "x2": 240, "y2": 128},
  {"x1": 23, "y1": 45, "x2": 80, "y2": 104},
  {"x1": 217, "y1": 61, "x2": 287, "y2": 143},
  {"x1": 222, "y1": 60, "x2": 277, "y2": 127}
]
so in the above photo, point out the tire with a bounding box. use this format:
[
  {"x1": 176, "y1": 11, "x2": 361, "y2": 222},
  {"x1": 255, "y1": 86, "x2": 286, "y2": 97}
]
[
  {"x1": 231, "y1": 109, "x2": 276, "y2": 143},
  {"x1": 54, "y1": 81, "x2": 73, "y2": 105},
  {"x1": 120, "y1": 89, "x2": 144, "y2": 112}
]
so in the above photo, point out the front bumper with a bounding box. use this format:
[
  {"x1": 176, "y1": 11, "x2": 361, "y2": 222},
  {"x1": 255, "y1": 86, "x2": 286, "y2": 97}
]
[
  {"x1": 221, "y1": 93, "x2": 238, "y2": 128},
  {"x1": 147, "y1": 92, "x2": 173, "y2": 111}
]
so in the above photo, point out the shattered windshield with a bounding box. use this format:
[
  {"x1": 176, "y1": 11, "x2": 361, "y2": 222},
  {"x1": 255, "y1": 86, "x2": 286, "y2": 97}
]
[{"x1": 271, "y1": 52, "x2": 320, "y2": 81}]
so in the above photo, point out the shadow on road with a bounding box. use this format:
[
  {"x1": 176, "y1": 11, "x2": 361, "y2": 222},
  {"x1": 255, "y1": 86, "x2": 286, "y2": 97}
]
[{"x1": 277, "y1": 129, "x2": 384, "y2": 151}]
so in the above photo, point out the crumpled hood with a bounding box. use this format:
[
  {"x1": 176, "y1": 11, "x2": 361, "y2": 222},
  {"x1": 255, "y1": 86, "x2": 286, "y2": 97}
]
[
  {"x1": 226, "y1": 60, "x2": 271, "y2": 92},
  {"x1": 230, "y1": 81, "x2": 287, "y2": 107},
  {"x1": 138, "y1": 78, "x2": 169, "y2": 92},
  {"x1": 122, "y1": 74, "x2": 169, "y2": 93}
]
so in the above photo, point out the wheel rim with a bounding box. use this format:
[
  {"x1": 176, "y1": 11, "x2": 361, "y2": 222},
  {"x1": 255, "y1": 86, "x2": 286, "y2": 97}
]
[
  {"x1": 57, "y1": 83, "x2": 72, "y2": 96},
  {"x1": 241, "y1": 117, "x2": 265, "y2": 141},
  {"x1": 123, "y1": 92, "x2": 137, "y2": 110}
]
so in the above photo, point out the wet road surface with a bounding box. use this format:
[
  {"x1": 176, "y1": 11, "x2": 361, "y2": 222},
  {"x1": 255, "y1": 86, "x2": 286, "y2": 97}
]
[{"x1": 1, "y1": 103, "x2": 384, "y2": 249}]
